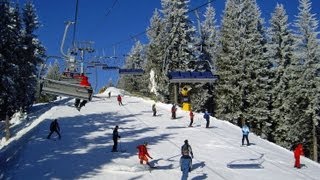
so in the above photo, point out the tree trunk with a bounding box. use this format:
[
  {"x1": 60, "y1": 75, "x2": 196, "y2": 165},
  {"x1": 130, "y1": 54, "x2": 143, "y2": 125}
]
[
  {"x1": 312, "y1": 118, "x2": 318, "y2": 161},
  {"x1": 5, "y1": 113, "x2": 11, "y2": 141}
]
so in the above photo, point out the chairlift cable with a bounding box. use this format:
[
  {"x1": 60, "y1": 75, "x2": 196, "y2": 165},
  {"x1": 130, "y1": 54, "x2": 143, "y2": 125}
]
[
  {"x1": 106, "y1": 0, "x2": 215, "y2": 48},
  {"x1": 72, "y1": 0, "x2": 79, "y2": 48},
  {"x1": 106, "y1": 0, "x2": 119, "y2": 17}
]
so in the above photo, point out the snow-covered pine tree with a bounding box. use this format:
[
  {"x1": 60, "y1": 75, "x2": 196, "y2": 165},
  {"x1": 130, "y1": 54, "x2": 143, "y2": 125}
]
[
  {"x1": 215, "y1": 0, "x2": 271, "y2": 133},
  {"x1": 242, "y1": 0, "x2": 271, "y2": 137},
  {"x1": 190, "y1": 3, "x2": 218, "y2": 113},
  {"x1": 117, "y1": 41, "x2": 146, "y2": 94},
  {"x1": 267, "y1": 4, "x2": 296, "y2": 144},
  {"x1": 17, "y1": 2, "x2": 44, "y2": 110},
  {"x1": 159, "y1": 0, "x2": 196, "y2": 103},
  {"x1": 215, "y1": 0, "x2": 246, "y2": 123},
  {"x1": 144, "y1": 9, "x2": 166, "y2": 99},
  {"x1": 0, "y1": 1, "x2": 20, "y2": 120},
  {"x1": 288, "y1": 0, "x2": 320, "y2": 161}
]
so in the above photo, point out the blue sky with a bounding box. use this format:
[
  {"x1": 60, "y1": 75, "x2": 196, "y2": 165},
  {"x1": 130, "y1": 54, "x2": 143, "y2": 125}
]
[{"x1": 18, "y1": 0, "x2": 320, "y2": 91}]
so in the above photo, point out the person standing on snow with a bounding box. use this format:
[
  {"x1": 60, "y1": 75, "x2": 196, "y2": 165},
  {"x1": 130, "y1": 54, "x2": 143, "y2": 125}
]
[
  {"x1": 293, "y1": 143, "x2": 304, "y2": 168},
  {"x1": 108, "y1": 91, "x2": 111, "y2": 98},
  {"x1": 203, "y1": 110, "x2": 210, "y2": 128},
  {"x1": 189, "y1": 109, "x2": 194, "y2": 127},
  {"x1": 241, "y1": 122, "x2": 250, "y2": 146},
  {"x1": 136, "y1": 142, "x2": 154, "y2": 168},
  {"x1": 171, "y1": 104, "x2": 177, "y2": 119},
  {"x1": 181, "y1": 140, "x2": 194, "y2": 158},
  {"x1": 180, "y1": 154, "x2": 192, "y2": 180},
  {"x1": 117, "y1": 94, "x2": 123, "y2": 106},
  {"x1": 47, "y1": 119, "x2": 61, "y2": 139},
  {"x1": 152, "y1": 104, "x2": 157, "y2": 116},
  {"x1": 111, "y1": 125, "x2": 121, "y2": 152}
]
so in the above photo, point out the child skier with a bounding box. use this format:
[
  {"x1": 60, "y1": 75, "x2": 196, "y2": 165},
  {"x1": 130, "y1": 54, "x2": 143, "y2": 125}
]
[
  {"x1": 152, "y1": 104, "x2": 157, "y2": 116},
  {"x1": 136, "y1": 142, "x2": 154, "y2": 168}
]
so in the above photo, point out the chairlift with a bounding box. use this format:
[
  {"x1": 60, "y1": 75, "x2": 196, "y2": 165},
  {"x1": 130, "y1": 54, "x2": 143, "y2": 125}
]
[
  {"x1": 119, "y1": 68, "x2": 144, "y2": 75},
  {"x1": 39, "y1": 22, "x2": 94, "y2": 101},
  {"x1": 168, "y1": 71, "x2": 218, "y2": 83}
]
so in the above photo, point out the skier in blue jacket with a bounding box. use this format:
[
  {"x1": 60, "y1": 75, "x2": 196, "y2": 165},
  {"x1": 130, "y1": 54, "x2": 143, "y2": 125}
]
[
  {"x1": 242, "y1": 123, "x2": 250, "y2": 146},
  {"x1": 203, "y1": 110, "x2": 210, "y2": 128}
]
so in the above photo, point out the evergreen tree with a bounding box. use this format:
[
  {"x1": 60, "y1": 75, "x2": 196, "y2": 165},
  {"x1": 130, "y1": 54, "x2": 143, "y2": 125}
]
[
  {"x1": 267, "y1": 4, "x2": 296, "y2": 144},
  {"x1": 287, "y1": 0, "x2": 320, "y2": 161},
  {"x1": 144, "y1": 9, "x2": 166, "y2": 98},
  {"x1": 215, "y1": 0, "x2": 271, "y2": 133},
  {"x1": 160, "y1": 0, "x2": 196, "y2": 102},
  {"x1": 190, "y1": 3, "x2": 218, "y2": 112},
  {"x1": 0, "y1": 0, "x2": 20, "y2": 119},
  {"x1": 117, "y1": 41, "x2": 146, "y2": 94},
  {"x1": 19, "y1": 1, "x2": 45, "y2": 109}
]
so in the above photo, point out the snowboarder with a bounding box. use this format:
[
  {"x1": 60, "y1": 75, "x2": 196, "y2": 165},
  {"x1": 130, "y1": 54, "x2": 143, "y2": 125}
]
[
  {"x1": 117, "y1": 94, "x2": 123, "y2": 106},
  {"x1": 136, "y1": 142, "x2": 154, "y2": 168},
  {"x1": 203, "y1": 110, "x2": 210, "y2": 128},
  {"x1": 242, "y1": 123, "x2": 250, "y2": 146},
  {"x1": 47, "y1": 119, "x2": 61, "y2": 139},
  {"x1": 189, "y1": 109, "x2": 194, "y2": 127},
  {"x1": 152, "y1": 104, "x2": 157, "y2": 116},
  {"x1": 180, "y1": 154, "x2": 192, "y2": 180},
  {"x1": 293, "y1": 143, "x2": 304, "y2": 168},
  {"x1": 171, "y1": 104, "x2": 177, "y2": 119},
  {"x1": 112, "y1": 125, "x2": 121, "y2": 152},
  {"x1": 75, "y1": 73, "x2": 93, "y2": 111}
]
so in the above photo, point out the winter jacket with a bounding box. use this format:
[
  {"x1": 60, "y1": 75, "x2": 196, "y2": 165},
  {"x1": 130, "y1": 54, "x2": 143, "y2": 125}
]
[
  {"x1": 50, "y1": 120, "x2": 60, "y2": 131},
  {"x1": 203, "y1": 112, "x2": 210, "y2": 120},
  {"x1": 137, "y1": 144, "x2": 151, "y2": 158},
  {"x1": 171, "y1": 105, "x2": 177, "y2": 113},
  {"x1": 113, "y1": 128, "x2": 120, "y2": 140},
  {"x1": 79, "y1": 75, "x2": 91, "y2": 87},
  {"x1": 117, "y1": 95, "x2": 122, "y2": 102},
  {"x1": 242, "y1": 125, "x2": 250, "y2": 136},
  {"x1": 294, "y1": 144, "x2": 304, "y2": 158},
  {"x1": 189, "y1": 111, "x2": 194, "y2": 118}
]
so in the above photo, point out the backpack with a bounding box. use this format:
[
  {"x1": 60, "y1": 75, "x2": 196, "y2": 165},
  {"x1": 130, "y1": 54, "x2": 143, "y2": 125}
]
[{"x1": 181, "y1": 144, "x2": 190, "y2": 155}]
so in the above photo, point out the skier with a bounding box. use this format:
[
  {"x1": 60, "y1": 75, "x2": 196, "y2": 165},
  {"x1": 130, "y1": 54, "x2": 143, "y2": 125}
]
[
  {"x1": 180, "y1": 154, "x2": 192, "y2": 180},
  {"x1": 111, "y1": 125, "x2": 121, "y2": 152},
  {"x1": 203, "y1": 110, "x2": 210, "y2": 128},
  {"x1": 189, "y1": 109, "x2": 194, "y2": 127},
  {"x1": 241, "y1": 123, "x2": 250, "y2": 146},
  {"x1": 75, "y1": 73, "x2": 93, "y2": 111},
  {"x1": 171, "y1": 104, "x2": 177, "y2": 119},
  {"x1": 152, "y1": 104, "x2": 157, "y2": 116},
  {"x1": 136, "y1": 142, "x2": 154, "y2": 168},
  {"x1": 47, "y1": 119, "x2": 61, "y2": 139},
  {"x1": 181, "y1": 140, "x2": 194, "y2": 158},
  {"x1": 108, "y1": 91, "x2": 111, "y2": 98},
  {"x1": 293, "y1": 143, "x2": 304, "y2": 168},
  {"x1": 117, "y1": 94, "x2": 123, "y2": 106}
]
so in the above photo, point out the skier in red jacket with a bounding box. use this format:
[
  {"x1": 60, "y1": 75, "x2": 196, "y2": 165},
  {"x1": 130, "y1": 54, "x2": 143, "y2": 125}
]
[
  {"x1": 294, "y1": 143, "x2": 304, "y2": 168},
  {"x1": 75, "y1": 73, "x2": 93, "y2": 111},
  {"x1": 117, "y1": 94, "x2": 123, "y2": 106},
  {"x1": 136, "y1": 142, "x2": 154, "y2": 168}
]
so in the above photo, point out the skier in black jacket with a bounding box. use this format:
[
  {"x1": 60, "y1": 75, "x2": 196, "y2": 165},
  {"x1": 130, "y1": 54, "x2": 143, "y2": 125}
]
[
  {"x1": 47, "y1": 119, "x2": 61, "y2": 139},
  {"x1": 112, "y1": 125, "x2": 121, "y2": 152}
]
